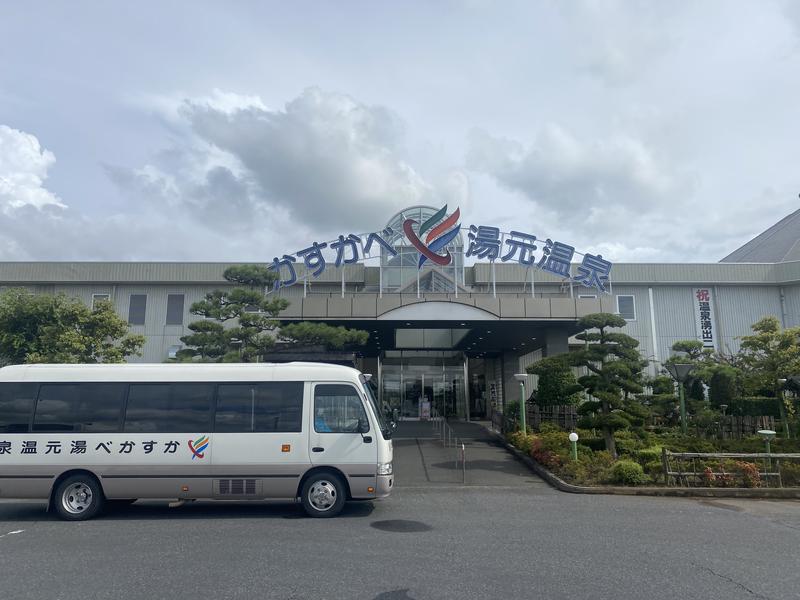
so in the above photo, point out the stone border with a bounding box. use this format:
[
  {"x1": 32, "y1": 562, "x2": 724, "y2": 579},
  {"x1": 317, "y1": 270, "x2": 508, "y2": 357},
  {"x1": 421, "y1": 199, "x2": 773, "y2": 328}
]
[{"x1": 489, "y1": 428, "x2": 800, "y2": 499}]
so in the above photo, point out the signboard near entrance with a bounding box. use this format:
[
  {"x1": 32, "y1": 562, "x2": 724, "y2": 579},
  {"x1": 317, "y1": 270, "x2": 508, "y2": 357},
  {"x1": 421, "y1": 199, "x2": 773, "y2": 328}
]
[{"x1": 419, "y1": 398, "x2": 431, "y2": 420}]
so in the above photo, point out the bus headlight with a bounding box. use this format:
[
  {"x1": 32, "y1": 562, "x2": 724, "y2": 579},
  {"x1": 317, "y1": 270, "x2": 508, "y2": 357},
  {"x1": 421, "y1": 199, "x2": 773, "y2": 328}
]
[{"x1": 377, "y1": 462, "x2": 393, "y2": 475}]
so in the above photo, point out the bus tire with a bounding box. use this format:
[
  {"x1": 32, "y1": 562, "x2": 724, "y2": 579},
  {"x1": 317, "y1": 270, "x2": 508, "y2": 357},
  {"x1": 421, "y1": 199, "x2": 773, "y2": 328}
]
[
  {"x1": 300, "y1": 472, "x2": 346, "y2": 518},
  {"x1": 53, "y1": 474, "x2": 105, "y2": 521}
]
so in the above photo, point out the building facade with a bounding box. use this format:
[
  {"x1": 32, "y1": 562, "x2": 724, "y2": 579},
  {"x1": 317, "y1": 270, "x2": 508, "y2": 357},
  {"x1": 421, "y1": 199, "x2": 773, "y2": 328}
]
[{"x1": 2, "y1": 207, "x2": 799, "y2": 421}]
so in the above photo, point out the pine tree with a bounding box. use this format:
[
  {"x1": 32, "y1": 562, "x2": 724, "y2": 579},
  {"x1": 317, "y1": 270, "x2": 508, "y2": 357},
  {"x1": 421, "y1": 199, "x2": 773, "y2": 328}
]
[
  {"x1": 178, "y1": 265, "x2": 368, "y2": 362},
  {"x1": 571, "y1": 313, "x2": 646, "y2": 457}
]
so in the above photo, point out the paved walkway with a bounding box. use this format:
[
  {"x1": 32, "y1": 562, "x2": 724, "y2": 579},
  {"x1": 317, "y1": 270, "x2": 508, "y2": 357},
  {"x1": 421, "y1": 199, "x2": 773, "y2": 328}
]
[{"x1": 392, "y1": 419, "x2": 547, "y2": 488}]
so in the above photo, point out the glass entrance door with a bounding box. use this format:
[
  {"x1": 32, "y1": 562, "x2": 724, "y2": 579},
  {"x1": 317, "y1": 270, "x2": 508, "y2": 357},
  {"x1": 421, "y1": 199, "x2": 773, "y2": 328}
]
[{"x1": 380, "y1": 351, "x2": 468, "y2": 420}]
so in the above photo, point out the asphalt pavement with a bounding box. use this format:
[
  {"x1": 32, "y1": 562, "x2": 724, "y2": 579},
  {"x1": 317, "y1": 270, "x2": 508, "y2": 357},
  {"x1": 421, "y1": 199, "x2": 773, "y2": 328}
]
[{"x1": 1, "y1": 423, "x2": 799, "y2": 600}]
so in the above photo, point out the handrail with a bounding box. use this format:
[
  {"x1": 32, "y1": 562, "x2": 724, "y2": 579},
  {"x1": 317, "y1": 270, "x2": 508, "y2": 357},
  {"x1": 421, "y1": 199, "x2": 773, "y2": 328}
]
[
  {"x1": 665, "y1": 451, "x2": 800, "y2": 459},
  {"x1": 430, "y1": 407, "x2": 467, "y2": 484}
]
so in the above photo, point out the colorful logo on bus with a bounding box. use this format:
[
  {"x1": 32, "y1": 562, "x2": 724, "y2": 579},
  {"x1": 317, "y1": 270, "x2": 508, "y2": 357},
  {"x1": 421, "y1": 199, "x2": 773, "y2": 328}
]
[
  {"x1": 188, "y1": 435, "x2": 209, "y2": 460},
  {"x1": 402, "y1": 204, "x2": 461, "y2": 268}
]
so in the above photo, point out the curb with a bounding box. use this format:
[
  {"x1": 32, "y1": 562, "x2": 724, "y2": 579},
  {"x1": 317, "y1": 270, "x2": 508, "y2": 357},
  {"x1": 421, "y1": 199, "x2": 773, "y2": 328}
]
[{"x1": 487, "y1": 427, "x2": 800, "y2": 499}]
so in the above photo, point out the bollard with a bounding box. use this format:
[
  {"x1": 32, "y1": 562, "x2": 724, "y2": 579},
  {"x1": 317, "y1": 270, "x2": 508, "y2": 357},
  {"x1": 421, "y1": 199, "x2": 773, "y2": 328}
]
[
  {"x1": 569, "y1": 432, "x2": 579, "y2": 461},
  {"x1": 461, "y1": 443, "x2": 466, "y2": 484}
]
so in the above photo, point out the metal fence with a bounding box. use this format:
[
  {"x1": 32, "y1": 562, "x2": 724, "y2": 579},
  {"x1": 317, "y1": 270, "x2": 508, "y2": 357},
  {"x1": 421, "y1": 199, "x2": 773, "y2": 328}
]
[
  {"x1": 489, "y1": 404, "x2": 577, "y2": 433},
  {"x1": 662, "y1": 449, "x2": 800, "y2": 488}
]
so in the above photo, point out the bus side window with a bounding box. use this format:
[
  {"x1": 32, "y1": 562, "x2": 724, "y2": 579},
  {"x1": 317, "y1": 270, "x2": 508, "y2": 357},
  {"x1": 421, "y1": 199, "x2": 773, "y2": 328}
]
[
  {"x1": 215, "y1": 382, "x2": 303, "y2": 433},
  {"x1": 33, "y1": 383, "x2": 126, "y2": 433},
  {"x1": 0, "y1": 383, "x2": 38, "y2": 433},
  {"x1": 313, "y1": 384, "x2": 368, "y2": 434},
  {"x1": 124, "y1": 383, "x2": 214, "y2": 433}
]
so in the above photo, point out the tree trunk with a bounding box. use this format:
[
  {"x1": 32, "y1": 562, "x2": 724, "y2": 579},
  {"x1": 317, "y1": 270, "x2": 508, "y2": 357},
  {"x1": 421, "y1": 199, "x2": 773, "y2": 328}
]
[
  {"x1": 601, "y1": 398, "x2": 617, "y2": 458},
  {"x1": 603, "y1": 426, "x2": 617, "y2": 458}
]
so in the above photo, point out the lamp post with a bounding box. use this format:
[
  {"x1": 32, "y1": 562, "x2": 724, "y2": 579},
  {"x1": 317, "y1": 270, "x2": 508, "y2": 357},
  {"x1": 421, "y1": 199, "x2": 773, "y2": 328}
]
[
  {"x1": 514, "y1": 374, "x2": 528, "y2": 433},
  {"x1": 665, "y1": 363, "x2": 694, "y2": 435},
  {"x1": 777, "y1": 378, "x2": 790, "y2": 439},
  {"x1": 758, "y1": 429, "x2": 776, "y2": 470},
  {"x1": 569, "y1": 432, "x2": 579, "y2": 461}
]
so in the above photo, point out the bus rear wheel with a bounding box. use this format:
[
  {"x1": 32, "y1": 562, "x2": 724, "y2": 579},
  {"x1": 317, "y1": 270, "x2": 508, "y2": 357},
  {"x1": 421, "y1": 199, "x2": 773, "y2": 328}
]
[
  {"x1": 301, "y1": 472, "x2": 346, "y2": 518},
  {"x1": 53, "y1": 474, "x2": 105, "y2": 521}
]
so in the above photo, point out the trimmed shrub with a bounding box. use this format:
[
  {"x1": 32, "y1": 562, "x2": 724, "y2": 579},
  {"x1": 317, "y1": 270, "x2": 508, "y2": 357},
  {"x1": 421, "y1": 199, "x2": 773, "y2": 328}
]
[
  {"x1": 779, "y1": 461, "x2": 800, "y2": 487},
  {"x1": 733, "y1": 461, "x2": 761, "y2": 488},
  {"x1": 644, "y1": 460, "x2": 665, "y2": 484},
  {"x1": 530, "y1": 429, "x2": 570, "y2": 469},
  {"x1": 528, "y1": 356, "x2": 582, "y2": 406},
  {"x1": 560, "y1": 451, "x2": 615, "y2": 485},
  {"x1": 709, "y1": 368, "x2": 737, "y2": 408},
  {"x1": 608, "y1": 459, "x2": 647, "y2": 486},
  {"x1": 506, "y1": 431, "x2": 534, "y2": 454},
  {"x1": 581, "y1": 438, "x2": 607, "y2": 452},
  {"x1": 504, "y1": 400, "x2": 520, "y2": 422}
]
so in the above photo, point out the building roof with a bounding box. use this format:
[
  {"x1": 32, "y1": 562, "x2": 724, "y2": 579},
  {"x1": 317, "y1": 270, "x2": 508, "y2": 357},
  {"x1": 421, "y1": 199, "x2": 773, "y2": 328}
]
[
  {"x1": 1, "y1": 260, "x2": 799, "y2": 286},
  {"x1": 720, "y1": 208, "x2": 800, "y2": 263}
]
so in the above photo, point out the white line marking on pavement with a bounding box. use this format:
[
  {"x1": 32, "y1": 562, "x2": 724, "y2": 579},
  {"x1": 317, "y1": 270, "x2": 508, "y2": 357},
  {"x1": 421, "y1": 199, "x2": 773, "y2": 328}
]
[{"x1": 0, "y1": 529, "x2": 24, "y2": 539}]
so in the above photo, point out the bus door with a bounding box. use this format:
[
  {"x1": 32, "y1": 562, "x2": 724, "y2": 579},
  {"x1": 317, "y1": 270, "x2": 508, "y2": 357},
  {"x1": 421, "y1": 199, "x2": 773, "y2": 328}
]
[{"x1": 309, "y1": 383, "x2": 378, "y2": 474}]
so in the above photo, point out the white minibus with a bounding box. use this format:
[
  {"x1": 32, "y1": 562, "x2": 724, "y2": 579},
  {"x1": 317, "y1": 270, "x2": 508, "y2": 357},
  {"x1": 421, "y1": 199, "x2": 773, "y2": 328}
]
[{"x1": 0, "y1": 362, "x2": 394, "y2": 520}]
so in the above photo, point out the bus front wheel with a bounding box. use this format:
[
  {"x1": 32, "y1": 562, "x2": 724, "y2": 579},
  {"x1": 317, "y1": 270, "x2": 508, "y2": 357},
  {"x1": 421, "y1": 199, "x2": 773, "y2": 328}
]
[
  {"x1": 300, "y1": 472, "x2": 346, "y2": 518},
  {"x1": 53, "y1": 474, "x2": 105, "y2": 521}
]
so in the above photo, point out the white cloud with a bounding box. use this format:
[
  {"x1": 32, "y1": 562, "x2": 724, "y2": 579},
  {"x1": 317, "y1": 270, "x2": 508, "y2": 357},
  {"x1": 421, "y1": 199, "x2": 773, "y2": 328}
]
[
  {"x1": 466, "y1": 124, "x2": 686, "y2": 219},
  {"x1": 0, "y1": 123, "x2": 310, "y2": 261},
  {"x1": 557, "y1": 1, "x2": 678, "y2": 85},
  {"x1": 108, "y1": 87, "x2": 466, "y2": 246},
  {"x1": 181, "y1": 87, "x2": 437, "y2": 231},
  {"x1": 0, "y1": 125, "x2": 66, "y2": 213},
  {"x1": 0, "y1": 89, "x2": 468, "y2": 261}
]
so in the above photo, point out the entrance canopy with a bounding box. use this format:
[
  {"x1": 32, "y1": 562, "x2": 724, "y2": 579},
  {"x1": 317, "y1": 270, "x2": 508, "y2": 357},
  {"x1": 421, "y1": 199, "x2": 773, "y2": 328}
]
[{"x1": 294, "y1": 316, "x2": 579, "y2": 359}]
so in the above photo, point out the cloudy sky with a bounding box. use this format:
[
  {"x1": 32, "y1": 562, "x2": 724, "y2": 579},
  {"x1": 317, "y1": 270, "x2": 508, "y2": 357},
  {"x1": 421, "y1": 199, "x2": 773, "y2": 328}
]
[{"x1": 1, "y1": 1, "x2": 799, "y2": 264}]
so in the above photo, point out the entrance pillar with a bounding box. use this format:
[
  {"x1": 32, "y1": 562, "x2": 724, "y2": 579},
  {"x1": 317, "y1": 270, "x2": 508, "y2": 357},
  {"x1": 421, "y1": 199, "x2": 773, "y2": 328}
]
[
  {"x1": 543, "y1": 327, "x2": 569, "y2": 357},
  {"x1": 501, "y1": 350, "x2": 520, "y2": 410}
]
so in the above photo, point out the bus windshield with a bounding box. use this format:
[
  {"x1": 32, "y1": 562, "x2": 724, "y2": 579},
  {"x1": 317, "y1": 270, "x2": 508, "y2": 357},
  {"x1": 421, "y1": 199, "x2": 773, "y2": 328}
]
[{"x1": 362, "y1": 380, "x2": 390, "y2": 437}]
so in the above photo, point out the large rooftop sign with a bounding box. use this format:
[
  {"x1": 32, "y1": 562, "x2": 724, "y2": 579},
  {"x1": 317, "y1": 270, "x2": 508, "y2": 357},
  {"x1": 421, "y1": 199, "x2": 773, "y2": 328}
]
[{"x1": 270, "y1": 205, "x2": 612, "y2": 293}]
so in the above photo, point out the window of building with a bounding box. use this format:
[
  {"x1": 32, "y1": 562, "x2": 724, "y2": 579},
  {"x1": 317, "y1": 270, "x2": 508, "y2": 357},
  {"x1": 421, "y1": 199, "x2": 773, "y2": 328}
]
[
  {"x1": 33, "y1": 383, "x2": 126, "y2": 432},
  {"x1": 166, "y1": 294, "x2": 185, "y2": 325},
  {"x1": 215, "y1": 382, "x2": 303, "y2": 433},
  {"x1": 313, "y1": 384, "x2": 368, "y2": 433},
  {"x1": 616, "y1": 295, "x2": 636, "y2": 320},
  {"x1": 0, "y1": 383, "x2": 38, "y2": 433},
  {"x1": 124, "y1": 383, "x2": 214, "y2": 432},
  {"x1": 128, "y1": 294, "x2": 147, "y2": 325},
  {"x1": 91, "y1": 294, "x2": 111, "y2": 309}
]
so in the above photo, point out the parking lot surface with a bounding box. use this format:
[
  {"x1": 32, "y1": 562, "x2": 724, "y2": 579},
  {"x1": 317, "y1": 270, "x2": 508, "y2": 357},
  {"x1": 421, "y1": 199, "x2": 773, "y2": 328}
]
[{"x1": 1, "y1": 426, "x2": 799, "y2": 600}]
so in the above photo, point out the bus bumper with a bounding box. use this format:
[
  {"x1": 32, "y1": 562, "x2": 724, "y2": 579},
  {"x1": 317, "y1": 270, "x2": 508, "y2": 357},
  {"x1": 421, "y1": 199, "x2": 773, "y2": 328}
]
[{"x1": 376, "y1": 475, "x2": 393, "y2": 498}]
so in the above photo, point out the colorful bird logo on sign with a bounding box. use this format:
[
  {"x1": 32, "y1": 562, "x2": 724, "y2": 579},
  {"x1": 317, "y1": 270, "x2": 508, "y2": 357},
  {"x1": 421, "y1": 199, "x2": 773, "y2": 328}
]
[
  {"x1": 188, "y1": 435, "x2": 209, "y2": 460},
  {"x1": 402, "y1": 205, "x2": 461, "y2": 268}
]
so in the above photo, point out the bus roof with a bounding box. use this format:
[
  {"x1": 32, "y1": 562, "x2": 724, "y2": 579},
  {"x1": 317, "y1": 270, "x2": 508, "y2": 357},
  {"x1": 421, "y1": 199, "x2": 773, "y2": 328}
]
[{"x1": 0, "y1": 362, "x2": 363, "y2": 383}]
